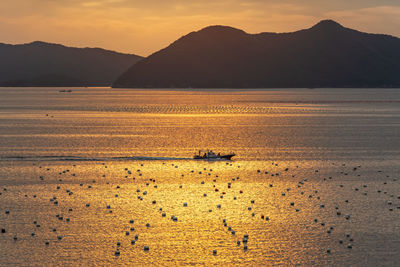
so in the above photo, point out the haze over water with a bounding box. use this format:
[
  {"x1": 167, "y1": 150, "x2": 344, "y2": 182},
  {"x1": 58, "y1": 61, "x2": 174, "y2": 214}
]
[{"x1": 0, "y1": 87, "x2": 399, "y2": 266}]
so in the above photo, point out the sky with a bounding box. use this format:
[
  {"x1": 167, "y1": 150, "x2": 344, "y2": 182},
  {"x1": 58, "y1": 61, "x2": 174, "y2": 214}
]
[{"x1": 1, "y1": 0, "x2": 400, "y2": 56}]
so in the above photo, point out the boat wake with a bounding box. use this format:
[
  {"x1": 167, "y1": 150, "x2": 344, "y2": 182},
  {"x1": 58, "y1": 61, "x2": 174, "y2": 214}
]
[{"x1": 0, "y1": 156, "x2": 192, "y2": 162}]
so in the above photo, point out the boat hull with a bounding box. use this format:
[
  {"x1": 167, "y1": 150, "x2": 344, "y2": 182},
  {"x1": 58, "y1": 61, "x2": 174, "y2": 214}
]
[{"x1": 193, "y1": 154, "x2": 235, "y2": 160}]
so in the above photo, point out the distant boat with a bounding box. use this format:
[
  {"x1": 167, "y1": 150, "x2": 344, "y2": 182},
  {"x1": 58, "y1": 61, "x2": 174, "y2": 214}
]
[
  {"x1": 193, "y1": 150, "x2": 235, "y2": 160},
  {"x1": 59, "y1": 89, "x2": 72, "y2": 92}
]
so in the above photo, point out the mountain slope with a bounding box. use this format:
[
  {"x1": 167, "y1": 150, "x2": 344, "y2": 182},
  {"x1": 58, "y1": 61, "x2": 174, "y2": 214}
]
[
  {"x1": 113, "y1": 20, "x2": 400, "y2": 88},
  {"x1": 0, "y1": 41, "x2": 143, "y2": 86}
]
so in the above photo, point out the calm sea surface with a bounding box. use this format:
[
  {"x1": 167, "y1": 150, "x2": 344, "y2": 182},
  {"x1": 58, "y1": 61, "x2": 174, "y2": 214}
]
[{"x1": 0, "y1": 87, "x2": 399, "y2": 266}]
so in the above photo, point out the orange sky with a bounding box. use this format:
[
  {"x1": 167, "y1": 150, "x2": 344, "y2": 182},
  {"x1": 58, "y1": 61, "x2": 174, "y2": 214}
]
[{"x1": 1, "y1": 0, "x2": 400, "y2": 56}]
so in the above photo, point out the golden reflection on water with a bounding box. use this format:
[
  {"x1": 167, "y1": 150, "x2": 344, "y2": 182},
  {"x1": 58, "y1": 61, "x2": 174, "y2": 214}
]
[
  {"x1": 0, "y1": 160, "x2": 399, "y2": 266},
  {"x1": 0, "y1": 88, "x2": 400, "y2": 265}
]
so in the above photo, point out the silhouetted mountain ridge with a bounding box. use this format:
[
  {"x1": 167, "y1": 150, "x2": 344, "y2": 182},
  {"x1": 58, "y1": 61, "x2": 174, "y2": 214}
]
[
  {"x1": 0, "y1": 41, "x2": 143, "y2": 86},
  {"x1": 114, "y1": 20, "x2": 400, "y2": 88},
  {"x1": 310, "y1": 19, "x2": 344, "y2": 30}
]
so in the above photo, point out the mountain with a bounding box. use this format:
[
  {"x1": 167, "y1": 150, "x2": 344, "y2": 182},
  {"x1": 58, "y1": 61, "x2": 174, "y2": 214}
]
[
  {"x1": 0, "y1": 41, "x2": 143, "y2": 86},
  {"x1": 113, "y1": 20, "x2": 400, "y2": 88}
]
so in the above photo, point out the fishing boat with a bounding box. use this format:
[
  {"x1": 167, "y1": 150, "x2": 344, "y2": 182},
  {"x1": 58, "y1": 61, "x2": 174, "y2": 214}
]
[{"x1": 193, "y1": 150, "x2": 235, "y2": 160}]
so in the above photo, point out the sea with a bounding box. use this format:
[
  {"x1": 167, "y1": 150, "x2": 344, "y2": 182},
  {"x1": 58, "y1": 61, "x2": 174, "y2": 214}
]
[{"x1": 0, "y1": 87, "x2": 399, "y2": 266}]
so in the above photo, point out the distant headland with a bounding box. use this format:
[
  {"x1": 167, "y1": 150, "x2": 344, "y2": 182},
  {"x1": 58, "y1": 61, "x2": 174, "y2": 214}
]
[{"x1": 0, "y1": 41, "x2": 142, "y2": 87}]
